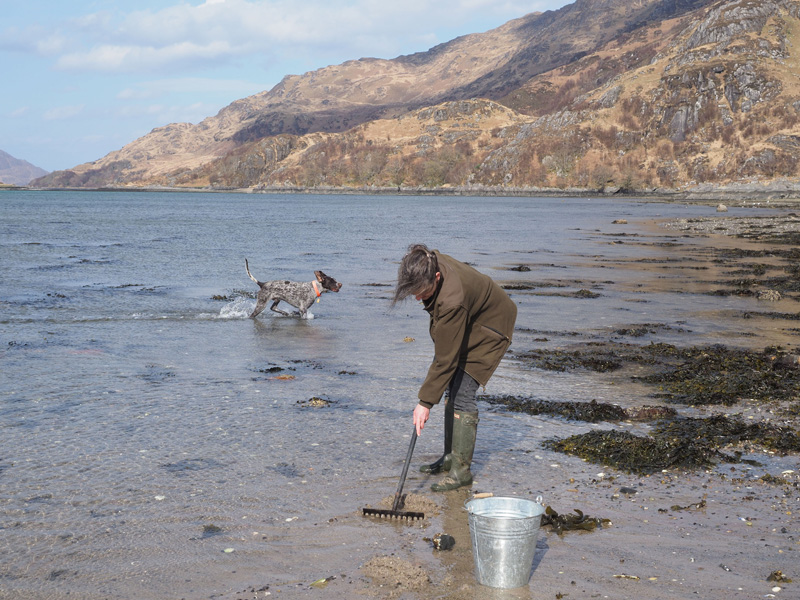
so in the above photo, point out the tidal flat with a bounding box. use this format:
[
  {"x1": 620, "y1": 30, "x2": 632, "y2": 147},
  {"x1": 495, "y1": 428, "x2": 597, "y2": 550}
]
[
  {"x1": 231, "y1": 210, "x2": 799, "y2": 600},
  {"x1": 2, "y1": 193, "x2": 798, "y2": 600}
]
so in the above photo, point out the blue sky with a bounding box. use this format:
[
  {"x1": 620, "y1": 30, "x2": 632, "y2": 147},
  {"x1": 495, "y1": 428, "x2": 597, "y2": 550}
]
[{"x1": 2, "y1": 0, "x2": 571, "y2": 173}]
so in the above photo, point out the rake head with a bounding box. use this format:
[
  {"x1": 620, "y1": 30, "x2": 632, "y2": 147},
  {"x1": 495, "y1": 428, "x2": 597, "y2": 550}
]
[{"x1": 362, "y1": 507, "x2": 425, "y2": 520}]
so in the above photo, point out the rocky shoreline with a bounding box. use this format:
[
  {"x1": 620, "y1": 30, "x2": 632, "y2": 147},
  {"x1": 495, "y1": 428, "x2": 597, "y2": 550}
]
[{"x1": 11, "y1": 181, "x2": 800, "y2": 208}]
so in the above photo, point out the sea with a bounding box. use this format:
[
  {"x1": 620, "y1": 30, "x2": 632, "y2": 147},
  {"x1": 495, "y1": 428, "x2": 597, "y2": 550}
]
[{"x1": 0, "y1": 190, "x2": 790, "y2": 599}]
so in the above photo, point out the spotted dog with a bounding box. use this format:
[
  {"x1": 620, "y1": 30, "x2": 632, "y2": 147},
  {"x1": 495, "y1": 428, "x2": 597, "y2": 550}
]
[{"x1": 245, "y1": 259, "x2": 342, "y2": 319}]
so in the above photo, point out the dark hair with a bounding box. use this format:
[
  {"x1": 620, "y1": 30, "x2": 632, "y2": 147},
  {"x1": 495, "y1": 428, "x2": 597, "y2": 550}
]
[{"x1": 392, "y1": 243, "x2": 439, "y2": 305}]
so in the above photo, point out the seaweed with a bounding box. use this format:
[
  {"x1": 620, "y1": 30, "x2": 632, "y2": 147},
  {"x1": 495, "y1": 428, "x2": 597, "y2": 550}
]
[
  {"x1": 654, "y1": 415, "x2": 800, "y2": 453},
  {"x1": 760, "y1": 473, "x2": 794, "y2": 486},
  {"x1": 483, "y1": 396, "x2": 627, "y2": 422},
  {"x1": 670, "y1": 498, "x2": 706, "y2": 511},
  {"x1": 614, "y1": 326, "x2": 652, "y2": 337},
  {"x1": 767, "y1": 571, "x2": 793, "y2": 583},
  {"x1": 517, "y1": 348, "x2": 623, "y2": 372},
  {"x1": 746, "y1": 311, "x2": 800, "y2": 320},
  {"x1": 541, "y1": 506, "x2": 611, "y2": 535},
  {"x1": 543, "y1": 415, "x2": 800, "y2": 474},
  {"x1": 542, "y1": 429, "x2": 718, "y2": 474},
  {"x1": 201, "y1": 524, "x2": 223, "y2": 538},
  {"x1": 481, "y1": 395, "x2": 676, "y2": 422},
  {"x1": 521, "y1": 341, "x2": 800, "y2": 406},
  {"x1": 640, "y1": 345, "x2": 800, "y2": 405},
  {"x1": 518, "y1": 341, "x2": 684, "y2": 374},
  {"x1": 509, "y1": 339, "x2": 800, "y2": 473}
]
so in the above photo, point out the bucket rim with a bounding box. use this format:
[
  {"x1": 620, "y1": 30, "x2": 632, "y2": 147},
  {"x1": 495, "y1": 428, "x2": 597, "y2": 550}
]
[{"x1": 464, "y1": 494, "x2": 544, "y2": 514}]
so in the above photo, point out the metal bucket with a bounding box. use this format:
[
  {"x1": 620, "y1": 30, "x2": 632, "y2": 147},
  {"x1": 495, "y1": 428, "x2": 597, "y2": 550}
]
[{"x1": 465, "y1": 495, "x2": 544, "y2": 589}]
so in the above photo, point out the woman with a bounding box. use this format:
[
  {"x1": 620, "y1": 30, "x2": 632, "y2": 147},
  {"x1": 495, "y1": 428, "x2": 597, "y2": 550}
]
[{"x1": 393, "y1": 244, "x2": 517, "y2": 491}]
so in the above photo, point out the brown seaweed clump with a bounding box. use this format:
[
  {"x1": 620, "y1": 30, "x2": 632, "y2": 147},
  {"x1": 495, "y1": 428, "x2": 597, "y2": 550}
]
[
  {"x1": 654, "y1": 415, "x2": 800, "y2": 454},
  {"x1": 520, "y1": 341, "x2": 800, "y2": 407},
  {"x1": 543, "y1": 415, "x2": 800, "y2": 474},
  {"x1": 541, "y1": 506, "x2": 611, "y2": 535},
  {"x1": 483, "y1": 396, "x2": 627, "y2": 422},
  {"x1": 482, "y1": 395, "x2": 676, "y2": 422},
  {"x1": 767, "y1": 570, "x2": 794, "y2": 583},
  {"x1": 640, "y1": 345, "x2": 800, "y2": 406},
  {"x1": 517, "y1": 347, "x2": 624, "y2": 372},
  {"x1": 543, "y1": 430, "x2": 719, "y2": 474},
  {"x1": 518, "y1": 341, "x2": 682, "y2": 374}
]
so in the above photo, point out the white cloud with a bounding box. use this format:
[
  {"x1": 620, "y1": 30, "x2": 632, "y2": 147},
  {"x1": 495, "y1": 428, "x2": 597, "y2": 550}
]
[
  {"x1": 56, "y1": 40, "x2": 235, "y2": 72},
  {"x1": 46, "y1": 0, "x2": 569, "y2": 74},
  {"x1": 43, "y1": 105, "x2": 85, "y2": 120},
  {"x1": 0, "y1": 25, "x2": 70, "y2": 56}
]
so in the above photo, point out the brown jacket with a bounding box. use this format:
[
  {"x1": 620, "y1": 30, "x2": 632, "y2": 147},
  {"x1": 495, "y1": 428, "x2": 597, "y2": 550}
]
[{"x1": 418, "y1": 251, "x2": 517, "y2": 408}]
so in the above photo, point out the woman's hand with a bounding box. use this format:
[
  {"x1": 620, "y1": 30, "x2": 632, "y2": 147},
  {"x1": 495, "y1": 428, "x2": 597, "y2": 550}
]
[{"x1": 413, "y1": 404, "x2": 430, "y2": 436}]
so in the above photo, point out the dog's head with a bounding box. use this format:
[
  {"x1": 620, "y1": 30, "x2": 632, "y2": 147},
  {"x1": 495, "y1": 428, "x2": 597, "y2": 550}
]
[{"x1": 315, "y1": 271, "x2": 342, "y2": 292}]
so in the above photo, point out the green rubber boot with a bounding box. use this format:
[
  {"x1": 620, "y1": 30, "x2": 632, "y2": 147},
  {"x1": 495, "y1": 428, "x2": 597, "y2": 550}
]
[
  {"x1": 420, "y1": 400, "x2": 454, "y2": 474},
  {"x1": 431, "y1": 411, "x2": 478, "y2": 492}
]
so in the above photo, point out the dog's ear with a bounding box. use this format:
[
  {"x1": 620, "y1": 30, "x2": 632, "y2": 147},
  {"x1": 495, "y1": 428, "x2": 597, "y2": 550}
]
[{"x1": 315, "y1": 271, "x2": 342, "y2": 291}]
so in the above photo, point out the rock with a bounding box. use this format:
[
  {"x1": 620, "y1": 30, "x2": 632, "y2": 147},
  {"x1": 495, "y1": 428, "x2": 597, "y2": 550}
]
[
  {"x1": 432, "y1": 533, "x2": 455, "y2": 551},
  {"x1": 298, "y1": 397, "x2": 332, "y2": 407},
  {"x1": 623, "y1": 405, "x2": 678, "y2": 420},
  {"x1": 716, "y1": 203, "x2": 728, "y2": 212},
  {"x1": 771, "y1": 354, "x2": 800, "y2": 370},
  {"x1": 757, "y1": 289, "x2": 782, "y2": 301}
]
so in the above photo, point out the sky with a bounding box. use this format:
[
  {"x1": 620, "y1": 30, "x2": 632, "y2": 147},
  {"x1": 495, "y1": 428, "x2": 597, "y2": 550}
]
[{"x1": 1, "y1": 0, "x2": 572, "y2": 173}]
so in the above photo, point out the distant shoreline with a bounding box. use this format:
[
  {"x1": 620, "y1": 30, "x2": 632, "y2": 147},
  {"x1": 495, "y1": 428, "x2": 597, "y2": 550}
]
[{"x1": 9, "y1": 182, "x2": 800, "y2": 208}]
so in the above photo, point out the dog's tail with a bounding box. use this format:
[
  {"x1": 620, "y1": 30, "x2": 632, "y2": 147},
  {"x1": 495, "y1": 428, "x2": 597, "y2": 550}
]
[{"x1": 245, "y1": 258, "x2": 260, "y2": 285}]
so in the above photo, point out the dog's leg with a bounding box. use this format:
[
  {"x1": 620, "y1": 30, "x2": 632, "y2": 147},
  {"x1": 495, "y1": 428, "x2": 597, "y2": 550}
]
[
  {"x1": 270, "y1": 300, "x2": 292, "y2": 317},
  {"x1": 250, "y1": 295, "x2": 269, "y2": 318}
]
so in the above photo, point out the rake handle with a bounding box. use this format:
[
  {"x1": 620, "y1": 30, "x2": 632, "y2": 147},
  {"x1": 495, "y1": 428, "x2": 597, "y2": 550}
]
[{"x1": 391, "y1": 427, "x2": 418, "y2": 512}]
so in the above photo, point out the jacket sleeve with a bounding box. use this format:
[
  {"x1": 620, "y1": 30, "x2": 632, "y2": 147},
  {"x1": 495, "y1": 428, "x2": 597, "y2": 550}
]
[{"x1": 418, "y1": 304, "x2": 468, "y2": 408}]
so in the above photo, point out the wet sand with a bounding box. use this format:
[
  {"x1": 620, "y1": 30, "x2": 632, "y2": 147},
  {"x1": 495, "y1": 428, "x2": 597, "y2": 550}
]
[{"x1": 224, "y1": 210, "x2": 799, "y2": 600}]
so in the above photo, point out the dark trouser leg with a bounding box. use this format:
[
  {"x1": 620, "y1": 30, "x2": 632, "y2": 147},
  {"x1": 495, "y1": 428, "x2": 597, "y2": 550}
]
[
  {"x1": 419, "y1": 398, "x2": 454, "y2": 473},
  {"x1": 450, "y1": 367, "x2": 479, "y2": 413}
]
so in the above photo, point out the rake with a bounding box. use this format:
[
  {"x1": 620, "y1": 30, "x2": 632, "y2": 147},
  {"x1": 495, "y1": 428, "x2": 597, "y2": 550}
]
[{"x1": 362, "y1": 427, "x2": 424, "y2": 521}]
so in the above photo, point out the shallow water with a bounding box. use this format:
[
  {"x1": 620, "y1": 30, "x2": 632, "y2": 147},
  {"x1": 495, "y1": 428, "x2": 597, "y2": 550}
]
[{"x1": 0, "y1": 190, "x2": 795, "y2": 599}]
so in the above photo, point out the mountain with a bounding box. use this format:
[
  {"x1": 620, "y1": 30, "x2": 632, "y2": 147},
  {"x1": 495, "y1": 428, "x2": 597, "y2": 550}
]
[
  {"x1": 32, "y1": 0, "x2": 800, "y2": 195},
  {"x1": 0, "y1": 150, "x2": 49, "y2": 186}
]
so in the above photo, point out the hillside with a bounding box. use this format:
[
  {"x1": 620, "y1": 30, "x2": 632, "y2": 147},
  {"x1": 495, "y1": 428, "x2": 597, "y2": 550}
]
[
  {"x1": 32, "y1": 0, "x2": 800, "y2": 196},
  {"x1": 0, "y1": 150, "x2": 48, "y2": 186}
]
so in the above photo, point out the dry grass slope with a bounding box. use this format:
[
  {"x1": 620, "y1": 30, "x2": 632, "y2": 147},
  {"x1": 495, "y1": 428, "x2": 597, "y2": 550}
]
[{"x1": 30, "y1": 0, "x2": 800, "y2": 195}]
